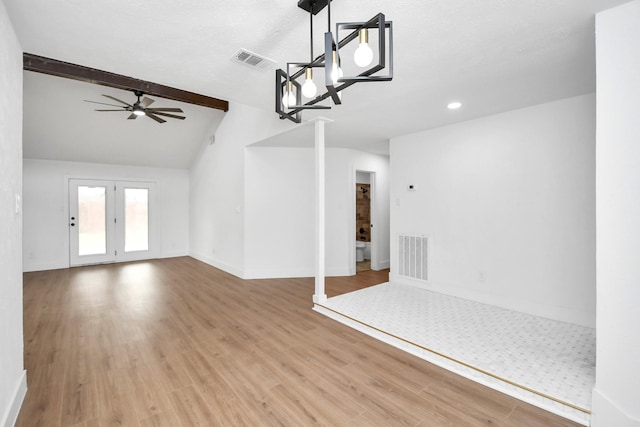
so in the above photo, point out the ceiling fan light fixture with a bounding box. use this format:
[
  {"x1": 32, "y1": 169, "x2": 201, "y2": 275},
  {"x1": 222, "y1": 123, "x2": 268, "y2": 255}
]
[{"x1": 132, "y1": 106, "x2": 146, "y2": 116}]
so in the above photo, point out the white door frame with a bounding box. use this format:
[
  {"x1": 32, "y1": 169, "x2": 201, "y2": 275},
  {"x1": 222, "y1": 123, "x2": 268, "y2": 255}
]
[
  {"x1": 68, "y1": 178, "x2": 158, "y2": 267},
  {"x1": 352, "y1": 169, "x2": 377, "y2": 274}
]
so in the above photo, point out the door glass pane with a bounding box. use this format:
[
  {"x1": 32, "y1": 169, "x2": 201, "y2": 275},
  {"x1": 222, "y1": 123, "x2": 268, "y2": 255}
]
[
  {"x1": 124, "y1": 188, "x2": 149, "y2": 252},
  {"x1": 78, "y1": 186, "x2": 107, "y2": 256}
]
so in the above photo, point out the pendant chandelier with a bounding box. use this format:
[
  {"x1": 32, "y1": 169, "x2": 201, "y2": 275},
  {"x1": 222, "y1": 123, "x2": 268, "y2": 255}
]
[{"x1": 276, "y1": 0, "x2": 393, "y2": 123}]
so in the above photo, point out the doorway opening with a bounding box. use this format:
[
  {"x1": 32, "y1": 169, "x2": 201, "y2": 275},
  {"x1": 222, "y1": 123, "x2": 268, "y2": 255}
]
[{"x1": 355, "y1": 170, "x2": 374, "y2": 274}]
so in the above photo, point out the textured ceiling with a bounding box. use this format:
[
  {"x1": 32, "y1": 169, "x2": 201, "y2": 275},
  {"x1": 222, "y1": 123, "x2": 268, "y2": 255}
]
[{"x1": 5, "y1": 0, "x2": 630, "y2": 166}]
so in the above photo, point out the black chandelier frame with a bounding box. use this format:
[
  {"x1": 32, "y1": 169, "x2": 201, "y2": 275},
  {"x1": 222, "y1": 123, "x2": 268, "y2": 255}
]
[{"x1": 276, "y1": 0, "x2": 393, "y2": 123}]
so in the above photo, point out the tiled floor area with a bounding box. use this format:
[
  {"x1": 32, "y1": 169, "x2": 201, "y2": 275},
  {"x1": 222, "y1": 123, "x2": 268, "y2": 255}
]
[{"x1": 314, "y1": 282, "x2": 596, "y2": 425}]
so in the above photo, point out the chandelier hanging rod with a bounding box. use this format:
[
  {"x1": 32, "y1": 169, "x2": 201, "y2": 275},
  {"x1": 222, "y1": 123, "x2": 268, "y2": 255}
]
[{"x1": 308, "y1": 0, "x2": 315, "y2": 62}]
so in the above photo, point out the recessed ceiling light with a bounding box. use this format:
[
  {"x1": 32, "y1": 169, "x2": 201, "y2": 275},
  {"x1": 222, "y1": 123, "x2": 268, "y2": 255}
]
[{"x1": 447, "y1": 101, "x2": 462, "y2": 110}]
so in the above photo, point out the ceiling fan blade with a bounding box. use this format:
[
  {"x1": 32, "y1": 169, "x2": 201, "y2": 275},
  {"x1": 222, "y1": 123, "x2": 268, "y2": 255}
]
[
  {"x1": 84, "y1": 100, "x2": 127, "y2": 108},
  {"x1": 141, "y1": 97, "x2": 154, "y2": 107},
  {"x1": 145, "y1": 112, "x2": 166, "y2": 123},
  {"x1": 147, "y1": 107, "x2": 183, "y2": 113},
  {"x1": 102, "y1": 94, "x2": 132, "y2": 107},
  {"x1": 95, "y1": 109, "x2": 128, "y2": 112},
  {"x1": 151, "y1": 111, "x2": 186, "y2": 120},
  {"x1": 127, "y1": 114, "x2": 138, "y2": 120}
]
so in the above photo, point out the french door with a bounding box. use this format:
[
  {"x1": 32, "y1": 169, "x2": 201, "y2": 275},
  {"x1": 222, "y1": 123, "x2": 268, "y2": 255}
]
[{"x1": 69, "y1": 179, "x2": 156, "y2": 266}]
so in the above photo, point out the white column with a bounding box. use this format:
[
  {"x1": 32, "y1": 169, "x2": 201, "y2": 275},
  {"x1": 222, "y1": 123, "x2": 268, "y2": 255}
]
[{"x1": 313, "y1": 118, "x2": 331, "y2": 304}]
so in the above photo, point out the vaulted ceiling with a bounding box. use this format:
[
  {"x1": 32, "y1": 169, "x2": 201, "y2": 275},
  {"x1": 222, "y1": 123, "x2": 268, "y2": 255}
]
[{"x1": 4, "y1": 0, "x2": 630, "y2": 167}]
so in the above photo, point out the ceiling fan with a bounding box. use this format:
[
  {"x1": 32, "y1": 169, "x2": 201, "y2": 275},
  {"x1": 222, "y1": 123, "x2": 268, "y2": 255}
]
[{"x1": 84, "y1": 90, "x2": 186, "y2": 123}]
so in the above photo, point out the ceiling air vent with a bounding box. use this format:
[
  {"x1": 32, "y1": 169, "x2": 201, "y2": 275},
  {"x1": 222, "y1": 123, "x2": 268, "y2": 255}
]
[{"x1": 232, "y1": 49, "x2": 277, "y2": 72}]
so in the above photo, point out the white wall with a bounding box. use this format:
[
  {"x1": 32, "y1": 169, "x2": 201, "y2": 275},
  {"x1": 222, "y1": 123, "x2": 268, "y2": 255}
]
[
  {"x1": 390, "y1": 94, "x2": 596, "y2": 327},
  {"x1": 189, "y1": 102, "x2": 292, "y2": 277},
  {"x1": 0, "y1": 3, "x2": 26, "y2": 426},
  {"x1": 244, "y1": 147, "x2": 314, "y2": 278},
  {"x1": 592, "y1": 2, "x2": 640, "y2": 426},
  {"x1": 356, "y1": 171, "x2": 371, "y2": 184},
  {"x1": 244, "y1": 146, "x2": 390, "y2": 279},
  {"x1": 190, "y1": 100, "x2": 391, "y2": 281},
  {"x1": 22, "y1": 159, "x2": 190, "y2": 272}
]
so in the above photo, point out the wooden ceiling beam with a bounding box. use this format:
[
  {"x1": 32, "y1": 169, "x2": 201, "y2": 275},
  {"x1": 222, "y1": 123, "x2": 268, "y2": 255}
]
[{"x1": 23, "y1": 53, "x2": 229, "y2": 112}]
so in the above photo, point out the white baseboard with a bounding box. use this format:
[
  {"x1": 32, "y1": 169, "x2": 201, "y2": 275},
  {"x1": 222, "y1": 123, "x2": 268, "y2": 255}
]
[
  {"x1": 591, "y1": 388, "x2": 640, "y2": 427},
  {"x1": 241, "y1": 268, "x2": 353, "y2": 280},
  {"x1": 158, "y1": 251, "x2": 189, "y2": 259},
  {"x1": 326, "y1": 266, "x2": 352, "y2": 277},
  {"x1": 189, "y1": 251, "x2": 244, "y2": 278},
  {"x1": 372, "y1": 259, "x2": 390, "y2": 270},
  {"x1": 2, "y1": 370, "x2": 26, "y2": 427},
  {"x1": 239, "y1": 266, "x2": 355, "y2": 280},
  {"x1": 22, "y1": 261, "x2": 67, "y2": 273},
  {"x1": 190, "y1": 252, "x2": 384, "y2": 280},
  {"x1": 243, "y1": 269, "x2": 313, "y2": 280}
]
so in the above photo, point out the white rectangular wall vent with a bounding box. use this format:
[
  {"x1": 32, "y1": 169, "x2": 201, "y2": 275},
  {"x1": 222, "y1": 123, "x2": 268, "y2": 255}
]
[
  {"x1": 398, "y1": 234, "x2": 429, "y2": 281},
  {"x1": 231, "y1": 49, "x2": 277, "y2": 72}
]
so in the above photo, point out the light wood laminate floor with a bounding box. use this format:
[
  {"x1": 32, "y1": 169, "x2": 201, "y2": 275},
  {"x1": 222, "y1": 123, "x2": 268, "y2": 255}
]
[{"x1": 18, "y1": 257, "x2": 580, "y2": 426}]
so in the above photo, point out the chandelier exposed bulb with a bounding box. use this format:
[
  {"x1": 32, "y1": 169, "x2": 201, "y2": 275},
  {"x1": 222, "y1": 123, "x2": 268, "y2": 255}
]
[
  {"x1": 354, "y1": 28, "x2": 373, "y2": 67},
  {"x1": 331, "y1": 51, "x2": 344, "y2": 84},
  {"x1": 282, "y1": 81, "x2": 296, "y2": 108},
  {"x1": 301, "y1": 68, "x2": 317, "y2": 98}
]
